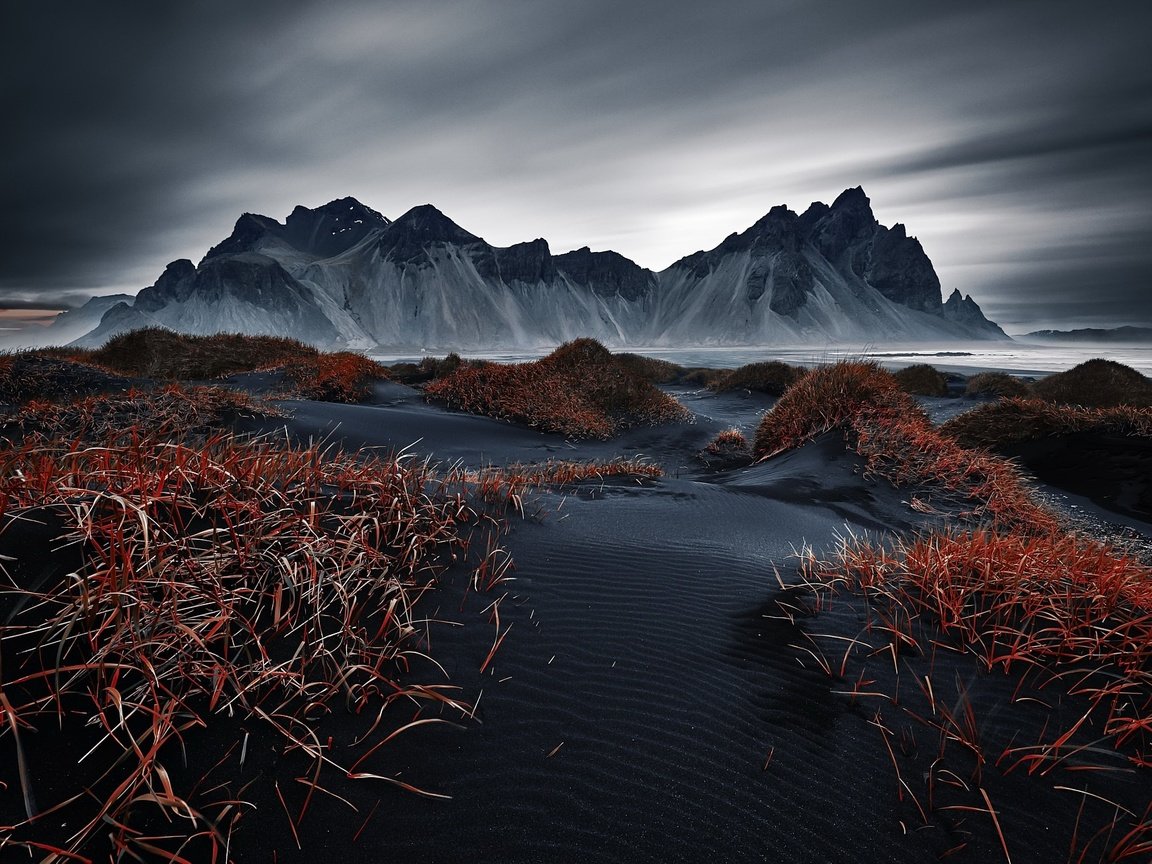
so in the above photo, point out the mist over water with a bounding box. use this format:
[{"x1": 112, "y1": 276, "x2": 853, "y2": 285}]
[{"x1": 371, "y1": 342, "x2": 1152, "y2": 377}]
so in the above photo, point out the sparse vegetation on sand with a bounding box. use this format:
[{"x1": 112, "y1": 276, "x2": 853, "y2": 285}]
[
  {"x1": 423, "y1": 337, "x2": 692, "y2": 438},
  {"x1": 964, "y1": 370, "x2": 1032, "y2": 399},
  {"x1": 1031, "y1": 357, "x2": 1152, "y2": 408},
  {"x1": 795, "y1": 525, "x2": 1152, "y2": 859},
  {"x1": 758, "y1": 360, "x2": 1152, "y2": 855},
  {"x1": 892, "y1": 363, "x2": 948, "y2": 397},
  {"x1": 709, "y1": 360, "x2": 804, "y2": 395}
]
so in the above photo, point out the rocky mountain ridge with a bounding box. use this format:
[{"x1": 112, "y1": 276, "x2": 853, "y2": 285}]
[{"x1": 68, "y1": 189, "x2": 1007, "y2": 350}]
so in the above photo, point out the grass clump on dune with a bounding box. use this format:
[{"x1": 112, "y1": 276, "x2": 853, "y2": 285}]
[
  {"x1": 940, "y1": 397, "x2": 1152, "y2": 451},
  {"x1": 710, "y1": 360, "x2": 804, "y2": 395},
  {"x1": 84, "y1": 327, "x2": 317, "y2": 379},
  {"x1": 705, "y1": 428, "x2": 750, "y2": 457},
  {"x1": 424, "y1": 337, "x2": 691, "y2": 439},
  {"x1": 1032, "y1": 357, "x2": 1152, "y2": 408},
  {"x1": 892, "y1": 363, "x2": 948, "y2": 397},
  {"x1": 754, "y1": 360, "x2": 1054, "y2": 530},
  {"x1": 965, "y1": 370, "x2": 1031, "y2": 399},
  {"x1": 31, "y1": 328, "x2": 390, "y2": 403}
]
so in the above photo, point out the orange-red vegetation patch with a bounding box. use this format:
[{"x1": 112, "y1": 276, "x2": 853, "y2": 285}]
[
  {"x1": 755, "y1": 361, "x2": 1055, "y2": 531},
  {"x1": 6, "y1": 383, "x2": 277, "y2": 443},
  {"x1": 24, "y1": 328, "x2": 390, "y2": 404},
  {"x1": 941, "y1": 397, "x2": 1152, "y2": 452},
  {"x1": 0, "y1": 421, "x2": 508, "y2": 858},
  {"x1": 796, "y1": 526, "x2": 1152, "y2": 856},
  {"x1": 766, "y1": 360, "x2": 1152, "y2": 852},
  {"x1": 424, "y1": 338, "x2": 691, "y2": 439},
  {"x1": 277, "y1": 351, "x2": 389, "y2": 402},
  {"x1": 705, "y1": 427, "x2": 750, "y2": 456}
]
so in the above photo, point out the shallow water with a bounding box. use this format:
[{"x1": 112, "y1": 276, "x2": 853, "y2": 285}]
[{"x1": 372, "y1": 340, "x2": 1152, "y2": 377}]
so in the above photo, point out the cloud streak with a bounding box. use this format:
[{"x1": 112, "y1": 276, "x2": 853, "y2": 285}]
[{"x1": 4, "y1": 0, "x2": 1150, "y2": 330}]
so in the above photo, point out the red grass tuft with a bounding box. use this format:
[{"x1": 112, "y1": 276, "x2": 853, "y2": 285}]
[
  {"x1": 424, "y1": 338, "x2": 691, "y2": 439},
  {"x1": 0, "y1": 411, "x2": 510, "y2": 857},
  {"x1": 275, "y1": 351, "x2": 389, "y2": 402},
  {"x1": 704, "y1": 427, "x2": 750, "y2": 456}
]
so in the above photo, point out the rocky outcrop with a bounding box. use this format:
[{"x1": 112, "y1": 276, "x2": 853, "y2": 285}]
[
  {"x1": 942, "y1": 289, "x2": 1006, "y2": 336},
  {"x1": 553, "y1": 247, "x2": 658, "y2": 301}
]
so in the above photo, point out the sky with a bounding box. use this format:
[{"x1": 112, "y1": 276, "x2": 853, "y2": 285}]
[{"x1": 3, "y1": 0, "x2": 1150, "y2": 334}]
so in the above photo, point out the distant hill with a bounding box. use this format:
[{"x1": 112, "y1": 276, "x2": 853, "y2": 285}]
[
  {"x1": 1019, "y1": 326, "x2": 1152, "y2": 344},
  {"x1": 66, "y1": 188, "x2": 1007, "y2": 351}
]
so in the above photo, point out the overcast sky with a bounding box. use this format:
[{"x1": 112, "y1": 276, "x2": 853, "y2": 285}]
[{"x1": 3, "y1": 0, "x2": 1149, "y2": 332}]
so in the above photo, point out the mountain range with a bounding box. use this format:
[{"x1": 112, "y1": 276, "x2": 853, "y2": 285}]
[{"x1": 57, "y1": 187, "x2": 1006, "y2": 351}]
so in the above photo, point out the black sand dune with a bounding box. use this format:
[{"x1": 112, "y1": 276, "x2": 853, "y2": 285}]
[{"x1": 222, "y1": 387, "x2": 1152, "y2": 862}]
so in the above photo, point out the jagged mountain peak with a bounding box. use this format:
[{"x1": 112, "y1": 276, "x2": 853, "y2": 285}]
[
  {"x1": 388, "y1": 204, "x2": 477, "y2": 240},
  {"x1": 301, "y1": 196, "x2": 384, "y2": 217},
  {"x1": 203, "y1": 213, "x2": 283, "y2": 261},
  {"x1": 830, "y1": 185, "x2": 872, "y2": 212},
  {"x1": 162, "y1": 259, "x2": 196, "y2": 279},
  {"x1": 282, "y1": 197, "x2": 389, "y2": 258},
  {"x1": 377, "y1": 205, "x2": 484, "y2": 266}
]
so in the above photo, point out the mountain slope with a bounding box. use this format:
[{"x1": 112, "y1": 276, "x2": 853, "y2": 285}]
[{"x1": 68, "y1": 190, "x2": 1006, "y2": 350}]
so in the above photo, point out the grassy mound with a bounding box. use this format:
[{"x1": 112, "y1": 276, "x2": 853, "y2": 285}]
[
  {"x1": 1031, "y1": 358, "x2": 1152, "y2": 408},
  {"x1": 754, "y1": 361, "x2": 924, "y2": 455},
  {"x1": 964, "y1": 371, "x2": 1031, "y2": 399},
  {"x1": 80, "y1": 328, "x2": 315, "y2": 379},
  {"x1": 388, "y1": 353, "x2": 467, "y2": 386},
  {"x1": 34, "y1": 328, "x2": 389, "y2": 403},
  {"x1": 798, "y1": 526, "x2": 1152, "y2": 858},
  {"x1": 893, "y1": 363, "x2": 948, "y2": 397},
  {"x1": 940, "y1": 397, "x2": 1152, "y2": 451},
  {"x1": 423, "y1": 337, "x2": 691, "y2": 438},
  {"x1": 680, "y1": 367, "x2": 730, "y2": 388},
  {"x1": 613, "y1": 352, "x2": 684, "y2": 384},
  {"x1": 754, "y1": 361, "x2": 1054, "y2": 530},
  {"x1": 711, "y1": 360, "x2": 803, "y2": 395}
]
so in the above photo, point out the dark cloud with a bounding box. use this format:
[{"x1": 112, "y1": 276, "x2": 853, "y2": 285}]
[{"x1": 3, "y1": 0, "x2": 1150, "y2": 329}]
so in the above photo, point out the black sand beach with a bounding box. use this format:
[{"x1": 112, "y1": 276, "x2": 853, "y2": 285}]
[{"x1": 3, "y1": 370, "x2": 1151, "y2": 863}]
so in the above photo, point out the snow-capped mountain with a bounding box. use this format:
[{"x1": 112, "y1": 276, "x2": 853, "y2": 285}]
[{"x1": 70, "y1": 189, "x2": 1006, "y2": 350}]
